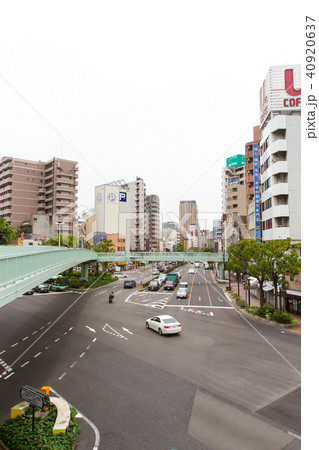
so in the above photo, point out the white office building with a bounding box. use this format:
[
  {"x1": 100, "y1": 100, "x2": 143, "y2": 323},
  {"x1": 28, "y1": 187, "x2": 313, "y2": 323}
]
[{"x1": 259, "y1": 65, "x2": 301, "y2": 242}]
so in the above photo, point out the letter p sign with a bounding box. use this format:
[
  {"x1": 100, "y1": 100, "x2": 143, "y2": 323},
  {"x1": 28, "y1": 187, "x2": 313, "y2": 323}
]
[{"x1": 119, "y1": 192, "x2": 127, "y2": 202}]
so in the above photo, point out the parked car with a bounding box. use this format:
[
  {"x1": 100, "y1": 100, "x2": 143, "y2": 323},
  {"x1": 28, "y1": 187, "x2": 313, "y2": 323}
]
[
  {"x1": 23, "y1": 289, "x2": 34, "y2": 295},
  {"x1": 116, "y1": 273, "x2": 128, "y2": 278},
  {"x1": 179, "y1": 281, "x2": 188, "y2": 290},
  {"x1": 188, "y1": 268, "x2": 195, "y2": 274},
  {"x1": 124, "y1": 280, "x2": 137, "y2": 289},
  {"x1": 152, "y1": 268, "x2": 159, "y2": 275},
  {"x1": 164, "y1": 280, "x2": 176, "y2": 291},
  {"x1": 145, "y1": 315, "x2": 182, "y2": 335},
  {"x1": 148, "y1": 280, "x2": 160, "y2": 291},
  {"x1": 176, "y1": 288, "x2": 188, "y2": 299},
  {"x1": 34, "y1": 284, "x2": 50, "y2": 293}
]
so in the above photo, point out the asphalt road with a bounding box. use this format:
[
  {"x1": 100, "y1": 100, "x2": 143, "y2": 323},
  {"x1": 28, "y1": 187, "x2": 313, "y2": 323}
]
[{"x1": 0, "y1": 263, "x2": 301, "y2": 449}]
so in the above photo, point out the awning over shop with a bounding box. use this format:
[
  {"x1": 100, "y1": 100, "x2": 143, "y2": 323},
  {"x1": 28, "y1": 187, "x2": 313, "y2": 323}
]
[
  {"x1": 263, "y1": 284, "x2": 273, "y2": 292},
  {"x1": 282, "y1": 289, "x2": 301, "y2": 297}
]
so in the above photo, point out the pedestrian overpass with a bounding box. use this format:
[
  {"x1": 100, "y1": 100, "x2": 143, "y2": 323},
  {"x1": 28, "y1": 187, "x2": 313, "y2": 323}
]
[{"x1": 0, "y1": 246, "x2": 228, "y2": 308}]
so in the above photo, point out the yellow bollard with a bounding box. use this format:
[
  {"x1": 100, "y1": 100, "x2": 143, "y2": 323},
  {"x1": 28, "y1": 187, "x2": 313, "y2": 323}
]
[
  {"x1": 11, "y1": 401, "x2": 29, "y2": 419},
  {"x1": 41, "y1": 386, "x2": 51, "y2": 411}
]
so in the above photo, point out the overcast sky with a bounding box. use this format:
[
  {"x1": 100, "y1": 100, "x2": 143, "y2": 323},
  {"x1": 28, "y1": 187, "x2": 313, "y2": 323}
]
[{"x1": 0, "y1": 1, "x2": 313, "y2": 228}]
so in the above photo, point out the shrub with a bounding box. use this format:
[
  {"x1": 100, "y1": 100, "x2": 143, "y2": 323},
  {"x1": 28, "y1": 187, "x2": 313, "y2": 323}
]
[
  {"x1": 236, "y1": 298, "x2": 245, "y2": 308},
  {"x1": 256, "y1": 306, "x2": 275, "y2": 319},
  {"x1": 231, "y1": 292, "x2": 238, "y2": 298},
  {"x1": 273, "y1": 311, "x2": 292, "y2": 324},
  {"x1": 0, "y1": 405, "x2": 81, "y2": 449}
]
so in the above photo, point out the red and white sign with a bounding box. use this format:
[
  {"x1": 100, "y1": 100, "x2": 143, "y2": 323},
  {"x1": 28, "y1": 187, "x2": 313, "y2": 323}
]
[{"x1": 259, "y1": 65, "x2": 301, "y2": 126}]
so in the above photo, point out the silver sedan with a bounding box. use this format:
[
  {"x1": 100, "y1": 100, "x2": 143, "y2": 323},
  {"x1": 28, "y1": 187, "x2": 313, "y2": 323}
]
[{"x1": 145, "y1": 315, "x2": 182, "y2": 335}]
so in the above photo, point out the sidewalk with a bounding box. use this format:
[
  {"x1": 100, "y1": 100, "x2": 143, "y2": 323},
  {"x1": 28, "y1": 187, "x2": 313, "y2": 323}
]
[{"x1": 214, "y1": 273, "x2": 301, "y2": 334}]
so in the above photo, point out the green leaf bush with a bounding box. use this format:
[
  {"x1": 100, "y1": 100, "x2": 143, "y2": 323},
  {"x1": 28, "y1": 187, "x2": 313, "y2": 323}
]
[{"x1": 0, "y1": 405, "x2": 81, "y2": 450}]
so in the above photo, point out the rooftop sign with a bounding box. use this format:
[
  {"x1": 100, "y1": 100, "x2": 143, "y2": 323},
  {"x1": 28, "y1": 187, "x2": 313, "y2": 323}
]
[
  {"x1": 226, "y1": 154, "x2": 245, "y2": 168},
  {"x1": 259, "y1": 65, "x2": 301, "y2": 126}
]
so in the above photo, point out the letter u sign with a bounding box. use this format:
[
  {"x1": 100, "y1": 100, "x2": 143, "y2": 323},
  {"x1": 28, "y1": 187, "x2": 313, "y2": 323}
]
[{"x1": 285, "y1": 69, "x2": 301, "y2": 96}]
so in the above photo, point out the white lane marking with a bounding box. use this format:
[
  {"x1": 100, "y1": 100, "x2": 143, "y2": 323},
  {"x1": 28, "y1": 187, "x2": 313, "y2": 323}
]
[
  {"x1": 58, "y1": 372, "x2": 66, "y2": 380},
  {"x1": 86, "y1": 345, "x2": 91, "y2": 350},
  {"x1": 11, "y1": 343, "x2": 18, "y2": 348},
  {"x1": 50, "y1": 387, "x2": 100, "y2": 450},
  {"x1": 0, "y1": 350, "x2": 6, "y2": 355},
  {"x1": 92, "y1": 338, "x2": 97, "y2": 342},
  {"x1": 122, "y1": 327, "x2": 133, "y2": 335},
  {"x1": 234, "y1": 309, "x2": 301, "y2": 376},
  {"x1": 86, "y1": 326, "x2": 96, "y2": 333},
  {"x1": 4, "y1": 372, "x2": 14, "y2": 380},
  {"x1": 54, "y1": 338, "x2": 60, "y2": 342},
  {"x1": 32, "y1": 331, "x2": 37, "y2": 335},
  {"x1": 22, "y1": 336, "x2": 29, "y2": 341},
  {"x1": 80, "y1": 352, "x2": 85, "y2": 358},
  {"x1": 70, "y1": 361, "x2": 77, "y2": 368},
  {"x1": 20, "y1": 361, "x2": 30, "y2": 368},
  {"x1": 34, "y1": 352, "x2": 42, "y2": 358}
]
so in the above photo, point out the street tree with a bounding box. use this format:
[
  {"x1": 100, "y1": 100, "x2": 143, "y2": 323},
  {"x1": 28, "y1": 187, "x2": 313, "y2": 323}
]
[
  {"x1": 42, "y1": 235, "x2": 79, "y2": 248},
  {"x1": 244, "y1": 240, "x2": 270, "y2": 308},
  {"x1": 263, "y1": 238, "x2": 301, "y2": 310},
  {"x1": 0, "y1": 218, "x2": 17, "y2": 245},
  {"x1": 226, "y1": 239, "x2": 252, "y2": 295},
  {"x1": 175, "y1": 243, "x2": 185, "y2": 252},
  {"x1": 94, "y1": 239, "x2": 115, "y2": 272}
]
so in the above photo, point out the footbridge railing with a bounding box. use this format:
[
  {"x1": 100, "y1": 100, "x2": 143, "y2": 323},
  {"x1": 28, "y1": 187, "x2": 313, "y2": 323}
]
[{"x1": 0, "y1": 247, "x2": 227, "y2": 308}]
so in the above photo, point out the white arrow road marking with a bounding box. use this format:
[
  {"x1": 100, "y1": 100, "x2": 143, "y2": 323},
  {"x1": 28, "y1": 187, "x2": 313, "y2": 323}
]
[
  {"x1": 218, "y1": 297, "x2": 224, "y2": 302},
  {"x1": 86, "y1": 326, "x2": 96, "y2": 333},
  {"x1": 122, "y1": 327, "x2": 133, "y2": 335}
]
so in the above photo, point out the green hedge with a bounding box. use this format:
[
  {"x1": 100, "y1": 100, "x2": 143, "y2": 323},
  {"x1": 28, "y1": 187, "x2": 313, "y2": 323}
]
[
  {"x1": 0, "y1": 405, "x2": 81, "y2": 449},
  {"x1": 248, "y1": 305, "x2": 294, "y2": 324}
]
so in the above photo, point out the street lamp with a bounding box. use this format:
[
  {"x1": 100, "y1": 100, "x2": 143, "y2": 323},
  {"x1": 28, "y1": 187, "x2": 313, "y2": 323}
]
[{"x1": 55, "y1": 222, "x2": 64, "y2": 247}]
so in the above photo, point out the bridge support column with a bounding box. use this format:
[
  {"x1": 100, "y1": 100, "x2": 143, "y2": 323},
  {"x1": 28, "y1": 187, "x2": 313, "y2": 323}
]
[
  {"x1": 217, "y1": 263, "x2": 224, "y2": 280},
  {"x1": 80, "y1": 263, "x2": 89, "y2": 281}
]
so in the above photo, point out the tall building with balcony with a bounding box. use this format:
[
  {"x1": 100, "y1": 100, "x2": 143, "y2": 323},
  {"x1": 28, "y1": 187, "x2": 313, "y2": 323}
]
[
  {"x1": 259, "y1": 65, "x2": 301, "y2": 242},
  {"x1": 221, "y1": 155, "x2": 247, "y2": 247},
  {"x1": 179, "y1": 200, "x2": 198, "y2": 247},
  {"x1": 0, "y1": 156, "x2": 78, "y2": 239},
  {"x1": 146, "y1": 194, "x2": 160, "y2": 251}
]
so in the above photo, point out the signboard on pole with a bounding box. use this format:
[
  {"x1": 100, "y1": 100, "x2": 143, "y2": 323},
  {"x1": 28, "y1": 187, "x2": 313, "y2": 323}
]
[
  {"x1": 253, "y1": 144, "x2": 261, "y2": 241},
  {"x1": 20, "y1": 385, "x2": 50, "y2": 410}
]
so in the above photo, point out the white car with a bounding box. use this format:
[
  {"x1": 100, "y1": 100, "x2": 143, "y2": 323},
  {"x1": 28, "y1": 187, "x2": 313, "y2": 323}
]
[
  {"x1": 146, "y1": 315, "x2": 182, "y2": 335},
  {"x1": 179, "y1": 281, "x2": 188, "y2": 290},
  {"x1": 116, "y1": 273, "x2": 128, "y2": 278},
  {"x1": 188, "y1": 268, "x2": 195, "y2": 274},
  {"x1": 176, "y1": 288, "x2": 188, "y2": 299},
  {"x1": 152, "y1": 269, "x2": 159, "y2": 275}
]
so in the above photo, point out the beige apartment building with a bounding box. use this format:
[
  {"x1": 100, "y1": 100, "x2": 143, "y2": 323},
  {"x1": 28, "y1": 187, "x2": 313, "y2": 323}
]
[
  {"x1": 221, "y1": 155, "x2": 247, "y2": 248},
  {"x1": 0, "y1": 156, "x2": 78, "y2": 240}
]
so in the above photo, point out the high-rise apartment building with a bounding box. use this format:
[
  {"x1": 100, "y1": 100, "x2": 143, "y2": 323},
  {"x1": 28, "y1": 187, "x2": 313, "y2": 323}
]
[
  {"x1": 259, "y1": 65, "x2": 301, "y2": 242},
  {"x1": 221, "y1": 155, "x2": 247, "y2": 247},
  {"x1": 146, "y1": 194, "x2": 160, "y2": 251},
  {"x1": 0, "y1": 156, "x2": 78, "y2": 238},
  {"x1": 179, "y1": 200, "x2": 198, "y2": 246}
]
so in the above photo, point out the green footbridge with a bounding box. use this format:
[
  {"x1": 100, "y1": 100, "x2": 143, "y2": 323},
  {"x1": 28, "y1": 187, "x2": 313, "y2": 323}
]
[{"x1": 0, "y1": 246, "x2": 228, "y2": 308}]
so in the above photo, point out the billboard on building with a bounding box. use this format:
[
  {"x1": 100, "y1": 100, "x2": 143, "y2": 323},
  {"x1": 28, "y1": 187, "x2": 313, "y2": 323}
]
[
  {"x1": 253, "y1": 144, "x2": 261, "y2": 242},
  {"x1": 259, "y1": 65, "x2": 301, "y2": 126},
  {"x1": 226, "y1": 154, "x2": 245, "y2": 168}
]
